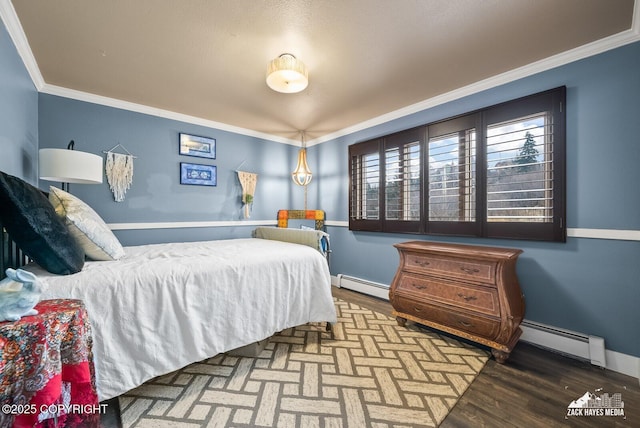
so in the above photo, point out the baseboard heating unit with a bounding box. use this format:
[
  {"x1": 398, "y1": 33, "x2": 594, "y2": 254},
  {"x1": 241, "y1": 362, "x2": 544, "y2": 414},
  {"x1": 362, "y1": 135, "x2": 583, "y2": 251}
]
[
  {"x1": 517, "y1": 320, "x2": 606, "y2": 367},
  {"x1": 336, "y1": 274, "x2": 390, "y2": 300}
]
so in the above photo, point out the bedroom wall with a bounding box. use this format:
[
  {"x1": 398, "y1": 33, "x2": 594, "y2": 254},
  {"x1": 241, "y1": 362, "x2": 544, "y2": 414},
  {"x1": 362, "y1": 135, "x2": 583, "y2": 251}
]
[
  {"x1": 37, "y1": 94, "x2": 301, "y2": 245},
  {"x1": 317, "y1": 41, "x2": 640, "y2": 359},
  {"x1": 0, "y1": 18, "x2": 38, "y2": 183}
]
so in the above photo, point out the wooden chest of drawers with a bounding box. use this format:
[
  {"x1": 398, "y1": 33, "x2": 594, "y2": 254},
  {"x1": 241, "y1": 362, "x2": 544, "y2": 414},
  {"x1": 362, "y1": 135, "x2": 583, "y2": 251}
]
[{"x1": 389, "y1": 241, "x2": 525, "y2": 363}]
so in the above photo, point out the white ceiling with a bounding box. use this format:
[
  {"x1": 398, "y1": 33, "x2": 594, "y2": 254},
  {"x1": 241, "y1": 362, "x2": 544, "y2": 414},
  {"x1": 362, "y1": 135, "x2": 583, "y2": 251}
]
[{"x1": 5, "y1": 0, "x2": 638, "y2": 144}]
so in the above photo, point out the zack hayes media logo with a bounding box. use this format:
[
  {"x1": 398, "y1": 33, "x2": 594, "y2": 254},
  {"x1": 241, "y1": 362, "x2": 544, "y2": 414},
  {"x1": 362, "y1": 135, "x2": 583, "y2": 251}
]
[{"x1": 566, "y1": 388, "x2": 625, "y2": 419}]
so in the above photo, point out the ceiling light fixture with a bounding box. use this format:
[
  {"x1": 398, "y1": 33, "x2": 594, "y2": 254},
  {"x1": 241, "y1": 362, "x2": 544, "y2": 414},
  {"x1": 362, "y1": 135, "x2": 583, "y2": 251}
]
[
  {"x1": 266, "y1": 53, "x2": 308, "y2": 93},
  {"x1": 292, "y1": 132, "x2": 312, "y2": 187}
]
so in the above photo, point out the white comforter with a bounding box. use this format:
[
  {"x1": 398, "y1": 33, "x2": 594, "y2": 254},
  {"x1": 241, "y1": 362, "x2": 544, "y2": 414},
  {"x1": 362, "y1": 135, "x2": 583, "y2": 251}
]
[{"x1": 28, "y1": 238, "x2": 337, "y2": 401}]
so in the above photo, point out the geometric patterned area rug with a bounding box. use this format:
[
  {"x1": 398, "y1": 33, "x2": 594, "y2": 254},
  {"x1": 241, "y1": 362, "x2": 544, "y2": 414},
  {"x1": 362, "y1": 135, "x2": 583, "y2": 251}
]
[{"x1": 120, "y1": 298, "x2": 489, "y2": 427}]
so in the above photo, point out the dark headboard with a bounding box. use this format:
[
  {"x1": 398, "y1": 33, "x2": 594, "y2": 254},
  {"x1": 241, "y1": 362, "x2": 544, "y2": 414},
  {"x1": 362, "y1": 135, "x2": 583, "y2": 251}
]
[{"x1": 0, "y1": 220, "x2": 31, "y2": 280}]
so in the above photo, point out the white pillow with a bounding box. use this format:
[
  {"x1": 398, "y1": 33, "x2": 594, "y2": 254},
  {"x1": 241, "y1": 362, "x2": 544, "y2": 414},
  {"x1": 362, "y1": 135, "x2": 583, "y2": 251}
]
[{"x1": 49, "y1": 186, "x2": 125, "y2": 261}]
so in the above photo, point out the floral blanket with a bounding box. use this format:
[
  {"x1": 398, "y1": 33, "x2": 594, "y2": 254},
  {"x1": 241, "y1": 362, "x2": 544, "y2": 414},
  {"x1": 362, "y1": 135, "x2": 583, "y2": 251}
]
[{"x1": 0, "y1": 299, "x2": 98, "y2": 427}]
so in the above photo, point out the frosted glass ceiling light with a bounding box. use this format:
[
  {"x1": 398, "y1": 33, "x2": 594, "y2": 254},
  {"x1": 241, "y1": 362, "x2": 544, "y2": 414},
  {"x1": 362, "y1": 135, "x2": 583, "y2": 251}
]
[{"x1": 266, "y1": 53, "x2": 308, "y2": 93}]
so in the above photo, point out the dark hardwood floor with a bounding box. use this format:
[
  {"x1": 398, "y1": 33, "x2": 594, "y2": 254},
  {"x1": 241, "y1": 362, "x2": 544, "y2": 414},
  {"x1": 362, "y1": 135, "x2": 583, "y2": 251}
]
[{"x1": 333, "y1": 286, "x2": 639, "y2": 428}]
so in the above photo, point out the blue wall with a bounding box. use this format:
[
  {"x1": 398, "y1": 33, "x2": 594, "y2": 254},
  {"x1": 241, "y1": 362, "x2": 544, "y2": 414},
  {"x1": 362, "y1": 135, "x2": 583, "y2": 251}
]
[
  {"x1": 37, "y1": 95, "x2": 302, "y2": 245},
  {"x1": 0, "y1": 19, "x2": 38, "y2": 182},
  {"x1": 319, "y1": 41, "x2": 640, "y2": 357}
]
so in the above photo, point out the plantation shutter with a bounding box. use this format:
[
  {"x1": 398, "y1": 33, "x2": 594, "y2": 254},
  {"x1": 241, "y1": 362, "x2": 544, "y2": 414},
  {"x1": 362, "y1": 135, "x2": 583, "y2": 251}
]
[
  {"x1": 349, "y1": 139, "x2": 382, "y2": 231},
  {"x1": 383, "y1": 127, "x2": 423, "y2": 233},
  {"x1": 348, "y1": 87, "x2": 565, "y2": 242},
  {"x1": 426, "y1": 114, "x2": 481, "y2": 237},
  {"x1": 483, "y1": 87, "x2": 565, "y2": 241}
]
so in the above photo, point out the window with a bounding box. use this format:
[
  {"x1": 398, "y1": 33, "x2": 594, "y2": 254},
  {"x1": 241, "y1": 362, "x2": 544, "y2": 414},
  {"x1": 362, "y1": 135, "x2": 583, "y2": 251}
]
[
  {"x1": 383, "y1": 128, "x2": 423, "y2": 232},
  {"x1": 348, "y1": 87, "x2": 566, "y2": 242},
  {"x1": 482, "y1": 87, "x2": 565, "y2": 241},
  {"x1": 426, "y1": 114, "x2": 480, "y2": 237}
]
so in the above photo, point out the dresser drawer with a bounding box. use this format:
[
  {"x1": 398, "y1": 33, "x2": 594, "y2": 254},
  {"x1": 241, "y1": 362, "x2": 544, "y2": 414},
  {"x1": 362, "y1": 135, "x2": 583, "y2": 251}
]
[
  {"x1": 393, "y1": 295, "x2": 500, "y2": 339},
  {"x1": 395, "y1": 273, "x2": 500, "y2": 316},
  {"x1": 404, "y1": 253, "x2": 495, "y2": 284}
]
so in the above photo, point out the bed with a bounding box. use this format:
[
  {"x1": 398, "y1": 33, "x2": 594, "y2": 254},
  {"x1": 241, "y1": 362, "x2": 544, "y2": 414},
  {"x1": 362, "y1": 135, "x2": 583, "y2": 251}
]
[{"x1": 0, "y1": 171, "x2": 337, "y2": 401}]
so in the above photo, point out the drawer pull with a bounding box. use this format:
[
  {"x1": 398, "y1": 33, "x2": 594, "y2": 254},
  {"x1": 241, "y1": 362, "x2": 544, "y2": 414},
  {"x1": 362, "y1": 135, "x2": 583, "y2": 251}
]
[
  {"x1": 457, "y1": 293, "x2": 478, "y2": 302},
  {"x1": 413, "y1": 306, "x2": 422, "y2": 313},
  {"x1": 414, "y1": 259, "x2": 430, "y2": 267},
  {"x1": 412, "y1": 283, "x2": 427, "y2": 290},
  {"x1": 460, "y1": 267, "x2": 480, "y2": 274},
  {"x1": 459, "y1": 320, "x2": 472, "y2": 327}
]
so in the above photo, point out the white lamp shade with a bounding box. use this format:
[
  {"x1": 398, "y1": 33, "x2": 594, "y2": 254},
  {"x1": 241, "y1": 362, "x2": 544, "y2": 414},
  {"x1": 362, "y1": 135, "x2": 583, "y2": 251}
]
[
  {"x1": 39, "y1": 148, "x2": 103, "y2": 184},
  {"x1": 266, "y1": 54, "x2": 309, "y2": 94}
]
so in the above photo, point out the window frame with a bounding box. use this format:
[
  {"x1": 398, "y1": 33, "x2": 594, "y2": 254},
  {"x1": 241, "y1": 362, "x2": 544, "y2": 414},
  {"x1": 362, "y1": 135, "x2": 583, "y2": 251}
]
[{"x1": 348, "y1": 86, "x2": 566, "y2": 242}]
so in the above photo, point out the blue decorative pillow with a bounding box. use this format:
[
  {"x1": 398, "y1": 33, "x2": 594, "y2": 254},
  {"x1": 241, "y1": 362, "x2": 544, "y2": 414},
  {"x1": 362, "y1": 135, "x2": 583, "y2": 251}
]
[{"x1": 0, "y1": 171, "x2": 84, "y2": 275}]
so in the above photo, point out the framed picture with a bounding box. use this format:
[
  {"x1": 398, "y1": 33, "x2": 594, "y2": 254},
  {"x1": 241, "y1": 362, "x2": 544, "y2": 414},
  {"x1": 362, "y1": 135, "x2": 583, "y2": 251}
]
[
  {"x1": 179, "y1": 133, "x2": 216, "y2": 159},
  {"x1": 180, "y1": 162, "x2": 217, "y2": 186}
]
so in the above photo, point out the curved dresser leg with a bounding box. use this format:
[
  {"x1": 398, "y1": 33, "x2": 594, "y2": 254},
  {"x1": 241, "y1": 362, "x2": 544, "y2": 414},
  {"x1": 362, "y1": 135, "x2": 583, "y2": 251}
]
[
  {"x1": 396, "y1": 316, "x2": 407, "y2": 327},
  {"x1": 491, "y1": 348, "x2": 511, "y2": 364}
]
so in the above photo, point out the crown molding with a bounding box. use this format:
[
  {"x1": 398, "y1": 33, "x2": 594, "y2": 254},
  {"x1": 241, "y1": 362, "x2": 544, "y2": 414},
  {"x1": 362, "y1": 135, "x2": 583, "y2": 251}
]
[
  {"x1": 0, "y1": 0, "x2": 296, "y2": 146},
  {"x1": 309, "y1": 20, "x2": 640, "y2": 146},
  {"x1": 40, "y1": 84, "x2": 298, "y2": 145},
  {"x1": 3, "y1": 0, "x2": 639, "y2": 147}
]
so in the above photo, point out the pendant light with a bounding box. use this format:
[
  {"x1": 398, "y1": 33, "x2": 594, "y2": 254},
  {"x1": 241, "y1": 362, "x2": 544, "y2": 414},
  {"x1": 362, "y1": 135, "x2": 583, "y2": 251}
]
[{"x1": 292, "y1": 132, "x2": 312, "y2": 186}]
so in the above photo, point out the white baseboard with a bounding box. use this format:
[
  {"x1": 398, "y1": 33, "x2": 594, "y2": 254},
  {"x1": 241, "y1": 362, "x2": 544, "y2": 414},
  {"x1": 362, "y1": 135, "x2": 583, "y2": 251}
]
[
  {"x1": 605, "y1": 349, "x2": 640, "y2": 385},
  {"x1": 333, "y1": 273, "x2": 640, "y2": 381}
]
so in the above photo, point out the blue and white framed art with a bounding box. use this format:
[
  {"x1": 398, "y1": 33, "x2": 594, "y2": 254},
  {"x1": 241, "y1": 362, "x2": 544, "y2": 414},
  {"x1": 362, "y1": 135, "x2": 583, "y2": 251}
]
[
  {"x1": 179, "y1": 133, "x2": 216, "y2": 159},
  {"x1": 180, "y1": 162, "x2": 217, "y2": 186}
]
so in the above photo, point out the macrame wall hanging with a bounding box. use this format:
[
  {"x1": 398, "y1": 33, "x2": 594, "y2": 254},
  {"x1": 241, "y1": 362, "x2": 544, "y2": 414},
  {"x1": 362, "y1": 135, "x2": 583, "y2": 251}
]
[
  {"x1": 104, "y1": 144, "x2": 136, "y2": 202},
  {"x1": 236, "y1": 170, "x2": 258, "y2": 218}
]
